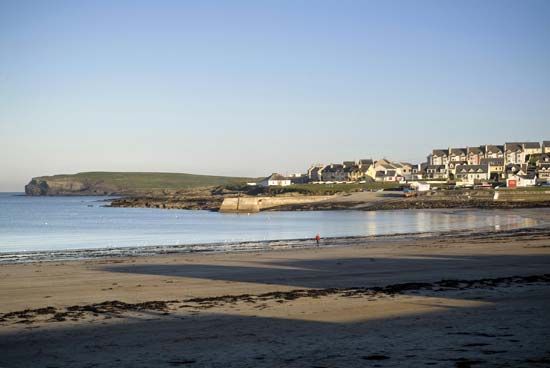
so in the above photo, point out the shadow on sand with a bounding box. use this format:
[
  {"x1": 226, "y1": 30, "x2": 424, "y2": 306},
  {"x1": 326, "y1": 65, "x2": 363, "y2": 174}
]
[
  {"x1": 100, "y1": 253, "x2": 550, "y2": 289},
  {"x1": 2, "y1": 254, "x2": 550, "y2": 367},
  {"x1": 1, "y1": 296, "x2": 550, "y2": 368}
]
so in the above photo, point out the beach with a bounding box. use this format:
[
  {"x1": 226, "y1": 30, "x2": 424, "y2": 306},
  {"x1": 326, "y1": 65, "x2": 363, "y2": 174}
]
[{"x1": 1, "y1": 210, "x2": 550, "y2": 367}]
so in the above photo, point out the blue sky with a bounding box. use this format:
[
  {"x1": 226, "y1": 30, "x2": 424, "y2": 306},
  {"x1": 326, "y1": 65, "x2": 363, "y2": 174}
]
[{"x1": 1, "y1": 0, "x2": 550, "y2": 191}]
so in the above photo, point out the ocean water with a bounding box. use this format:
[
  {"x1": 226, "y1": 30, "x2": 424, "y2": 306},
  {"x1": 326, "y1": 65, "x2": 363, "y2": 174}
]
[{"x1": 0, "y1": 193, "x2": 537, "y2": 253}]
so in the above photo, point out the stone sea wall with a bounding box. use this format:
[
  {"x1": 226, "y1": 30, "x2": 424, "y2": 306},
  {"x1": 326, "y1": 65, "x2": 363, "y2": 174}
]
[{"x1": 219, "y1": 196, "x2": 332, "y2": 213}]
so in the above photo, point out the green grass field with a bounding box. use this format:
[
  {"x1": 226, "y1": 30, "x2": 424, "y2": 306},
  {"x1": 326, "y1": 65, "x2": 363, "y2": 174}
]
[
  {"x1": 261, "y1": 182, "x2": 402, "y2": 195},
  {"x1": 34, "y1": 172, "x2": 256, "y2": 192}
]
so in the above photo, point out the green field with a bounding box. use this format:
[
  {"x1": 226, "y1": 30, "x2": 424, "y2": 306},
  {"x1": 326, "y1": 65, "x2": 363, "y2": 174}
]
[
  {"x1": 260, "y1": 182, "x2": 402, "y2": 195},
  {"x1": 31, "y1": 172, "x2": 256, "y2": 193}
]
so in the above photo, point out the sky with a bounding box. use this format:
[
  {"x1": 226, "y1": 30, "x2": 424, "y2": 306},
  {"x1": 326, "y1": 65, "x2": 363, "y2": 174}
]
[{"x1": 1, "y1": 0, "x2": 550, "y2": 191}]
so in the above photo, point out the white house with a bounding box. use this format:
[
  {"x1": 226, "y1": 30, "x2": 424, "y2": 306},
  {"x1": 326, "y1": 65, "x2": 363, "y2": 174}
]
[
  {"x1": 506, "y1": 174, "x2": 536, "y2": 188},
  {"x1": 537, "y1": 164, "x2": 550, "y2": 182},
  {"x1": 455, "y1": 164, "x2": 490, "y2": 185},
  {"x1": 425, "y1": 165, "x2": 448, "y2": 180},
  {"x1": 409, "y1": 182, "x2": 430, "y2": 192},
  {"x1": 431, "y1": 149, "x2": 449, "y2": 166},
  {"x1": 485, "y1": 145, "x2": 504, "y2": 159},
  {"x1": 449, "y1": 148, "x2": 467, "y2": 162},
  {"x1": 504, "y1": 143, "x2": 525, "y2": 165},
  {"x1": 522, "y1": 142, "x2": 542, "y2": 156},
  {"x1": 259, "y1": 173, "x2": 292, "y2": 187}
]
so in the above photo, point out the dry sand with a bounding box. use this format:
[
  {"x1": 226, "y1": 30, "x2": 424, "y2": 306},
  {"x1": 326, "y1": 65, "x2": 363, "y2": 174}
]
[{"x1": 1, "y1": 210, "x2": 550, "y2": 367}]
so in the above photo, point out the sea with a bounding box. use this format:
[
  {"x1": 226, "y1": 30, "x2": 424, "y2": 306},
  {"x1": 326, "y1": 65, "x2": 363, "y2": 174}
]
[{"x1": 0, "y1": 192, "x2": 539, "y2": 259}]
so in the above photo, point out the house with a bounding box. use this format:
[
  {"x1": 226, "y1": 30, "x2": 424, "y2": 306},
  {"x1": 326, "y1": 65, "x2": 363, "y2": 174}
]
[
  {"x1": 394, "y1": 162, "x2": 413, "y2": 178},
  {"x1": 307, "y1": 165, "x2": 324, "y2": 182},
  {"x1": 485, "y1": 145, "x2": 504, "y2": 159},
  {"x1": 505, "y1": 163, "x2": 528, "y2": 177},
  {"x1": 447, "y1": 161, "x2": 468, "y2": 180},
  {"x1": 480, "y1": 158, "x2": 505, "y2": 180},
  {"x1": 411, "y1": 163, "x2": 426, "y2": 180},
  {"x1": 543, "y1": 141, "x2": 550, "y2": 154},
  {"x1": 372, "y1": 159, "x2": 411, "y2": 177},
  {"x1": 409, "y1": 181, "x2": 430, "y2": 192},
  {"x1": 259, "y1": 173, "x2": 292, "y2": 187},
  {"x1": 358, "y1": 159, "x2": 374, "y2": 167},
  {"x1": 538, "y1": 164, "x2": 550, "y2": 182},
  {"x1": 287, "y1": 173, "x2": 308, "y2": 184},
  {"x1": 343, "y1": 162, "x2": 363, "y2": 182},
  {"x1": 455, "y1": 164, "x2": 490, "y2": 185},
  {"x1": 371, "y1": 159, "x2": 405, "y2": 182},
  {"x1": 449, "y1": 148, "x2": 467, "y2": 162},
  {"x1": 467, "y1": 146, "x2": 485, "y2": 165},
  {"x1": 522, "y1": 142, "x2": 542, "y2": 156},
  {"x1": 504, "y1": 143, "x2": 525, "y2": 164},
  {"x1": 372, "y1": 160, "x2": 395, "y2": 174},
  {"x1": 374, "y1": 170, "x2": 402, "y2": 182},
  {"x1": 536, "y1": 153, "x2": 550, "y2": 166},
  {"x1": 425, "y1": 165, "x2": 448, "y2": 180},
  {"x1": 355, "y1": 159, "x2": 374, "y2": 181},
  {"x1": 506, "y1": 173, "x2": 536, "y2": 188},
  {"x1": 431, "y1": 149, "x2": 449, "y2": 166},
  {"x1": 320, "y1": 164, "x2": 347, "y2": 182}
]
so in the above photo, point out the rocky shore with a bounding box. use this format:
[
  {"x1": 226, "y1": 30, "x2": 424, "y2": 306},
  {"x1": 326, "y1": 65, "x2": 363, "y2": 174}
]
[
  {"x1": 109, "y1": 188, "x2": 550, "y2": 212},
  {"x1": 109, "y1": 195, "x2": 223, "y2": 211},
  {"x1": 271, "y1": 198, "x2": 550, "y2": 211}
]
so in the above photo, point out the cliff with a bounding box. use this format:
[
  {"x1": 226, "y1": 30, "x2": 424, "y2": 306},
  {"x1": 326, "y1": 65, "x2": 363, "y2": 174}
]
[{"x1": 24, "y1": 172, "x2": 254, "y2": 196}]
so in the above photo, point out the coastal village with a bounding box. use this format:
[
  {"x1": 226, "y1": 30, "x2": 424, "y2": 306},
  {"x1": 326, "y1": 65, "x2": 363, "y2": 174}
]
[{"x1": 259, "y1": 140, "x2": 550, "y2": 189}]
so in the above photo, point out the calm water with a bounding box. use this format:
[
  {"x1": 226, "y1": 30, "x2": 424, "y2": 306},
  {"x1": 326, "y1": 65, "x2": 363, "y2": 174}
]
[{"x1": 0, "y1": 193, "x2": 536, "y2": 253}]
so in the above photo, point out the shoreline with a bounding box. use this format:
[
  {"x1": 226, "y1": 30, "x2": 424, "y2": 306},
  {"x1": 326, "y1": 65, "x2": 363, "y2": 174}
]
[
  {"x1": 1, "y1": 224, "x2": 550, "y2": 367},
  {"x1": 2, "y1": 207, "x2": 548, "y2": 265}
]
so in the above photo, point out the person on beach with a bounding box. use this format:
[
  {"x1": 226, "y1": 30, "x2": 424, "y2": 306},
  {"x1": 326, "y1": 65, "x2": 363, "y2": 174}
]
[{"x1": 315, "y1": 233, "x2": 321, "y2": 246}]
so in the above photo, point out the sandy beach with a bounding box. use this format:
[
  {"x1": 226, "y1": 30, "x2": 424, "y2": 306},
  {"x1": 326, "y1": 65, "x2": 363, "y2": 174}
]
[{"x1": 1, "y1": 210, "x2": 550, "y2": 367}]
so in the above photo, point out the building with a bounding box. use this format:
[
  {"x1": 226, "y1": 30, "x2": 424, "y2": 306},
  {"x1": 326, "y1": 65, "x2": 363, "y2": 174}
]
[
  {"x1": 455, "y1": 164, "x2": 490, "y2": 185},
  {"x1": 506, "y1": 173, "x2": 536, "y2": 188},
  {"x1": 409, "y1": 181, "x2": 431, "y2": 192},
  {"x1": 485, "y1": 145, "x2": 504, "y2": 159},
  {"x1": 537, "y1": 154, "x2": 550, "y2": 166},
  {"x1": 259, "y1": 173, "x2": 292, "y2": 187},
  {"x1": 425, "y1": 165, "x2": 448, "y2": 180},
  {"x1": 447, "y1": 161, "x2": 467, "y2": 180},
  {"x1": 411, "y1": 163, "x2": 426, "y2": 180},
  {"x1": 543, "y1": 141, "x2": 550, "y2": 154},
  {"x1": 344, "y1": 163, "x2": 361, "y2": 181},
  {"x1": 449, "y1": 148, "x2": 467, "y2": 162},
  {"x1": 523, "y1": 142, "x2": 542, "y2": 155},
  {"x1": 538, "y1": 164, "x2": 550, "y2": 182},
  {"x1": 467, "y1": 146, "x2": 485, "y2": 165},
  {"x1": 287, "y1": 173, "x2": 308, "y2": 184},
  {"x1": 374, "y1": 170, "x2": 403, "y2": 182},
  {"x1": 480, "y1": 158, "x2": 505, "y2": 180},
  {"x1": 369, "y1": 159, "x2": 409, "y2": 182},
  {"x1": 505, "y1": 163, "x2": 528, "y2": 177},
  {"x1": 504, "y1": 143, "x2": 525, "y2": 165},
  {"x1": 392, "y1": 162, "x2": 413, "y2": 178},
  {"x1": 307, "y1": 165, "x2": 324, "y2": 182},
  {"x1": 431, "y1": 149, "x2": 449, "y2": 166},
  {"x1": 320, "y1": 164, "x2": 347, "y2": 182},
  {"x1": 358, "y1": 159, "x2": 374, "y2": 167}
]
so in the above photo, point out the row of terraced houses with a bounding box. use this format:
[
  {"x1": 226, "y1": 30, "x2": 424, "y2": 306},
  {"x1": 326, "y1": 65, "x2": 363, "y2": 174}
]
[
  {"x1": 260, "y1": 141, "x2": 550, "y2": 188},
  {"x1": 426, "y1": 141, "x2": 550, "y2": 186}
]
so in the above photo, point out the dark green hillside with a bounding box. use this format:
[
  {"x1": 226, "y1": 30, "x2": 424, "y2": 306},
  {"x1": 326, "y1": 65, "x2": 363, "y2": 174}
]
[{"x1": 25, "y1": 171, "x2": 256, "y2": 195}]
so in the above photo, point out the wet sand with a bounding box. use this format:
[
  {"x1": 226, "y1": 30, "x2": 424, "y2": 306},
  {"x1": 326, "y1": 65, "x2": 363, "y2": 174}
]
[{"x1": 1, "y1": 210, "x2": 550, "y2": 367}]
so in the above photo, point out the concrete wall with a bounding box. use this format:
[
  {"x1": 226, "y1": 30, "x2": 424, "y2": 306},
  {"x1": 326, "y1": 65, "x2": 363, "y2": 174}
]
[{"x1": 219, "y1": 196, "x2": 332, "y2": 213}]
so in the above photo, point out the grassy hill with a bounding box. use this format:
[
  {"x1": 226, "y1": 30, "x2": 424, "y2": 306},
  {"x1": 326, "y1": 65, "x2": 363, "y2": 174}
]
[{"x1": 25, "y1": 171, "x2": 257, "y2": 195}]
